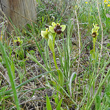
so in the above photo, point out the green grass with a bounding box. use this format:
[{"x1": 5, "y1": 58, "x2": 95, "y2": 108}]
[
  {"x1": 0, "y1": 0, "x2": 110, "y2": 109},
  {"x1": 0, "y1": 42, "x2": 20, "y2": 110}
]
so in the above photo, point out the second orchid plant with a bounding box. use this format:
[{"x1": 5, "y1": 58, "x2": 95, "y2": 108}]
[
  {"x1": 90, "y1": 24, "x2": 100, "y2": 62},
  {"x1": 41, "y1": 22, "x2": 66, "y2": 87}
]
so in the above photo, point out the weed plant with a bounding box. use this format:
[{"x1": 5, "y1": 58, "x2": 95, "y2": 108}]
[{"x1": 0, "y1": 0, "x2": 110, "y2": 110}]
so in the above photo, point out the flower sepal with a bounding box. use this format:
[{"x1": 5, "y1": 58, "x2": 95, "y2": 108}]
[{"x1": 41, "y1": 28, "x2": 49, "y2": 39}]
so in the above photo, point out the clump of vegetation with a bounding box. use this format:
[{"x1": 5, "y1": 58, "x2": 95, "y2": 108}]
[{"x1": 0, "y1": 0, "x2": 110, "y2": 110}]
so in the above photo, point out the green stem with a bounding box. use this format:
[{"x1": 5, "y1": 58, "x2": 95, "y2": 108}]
[
  {"x1": 93, "y1": 38, "x2": 96, "y2": 53},
  {"x1": 53, "y1": 51, "x2": 64, "y2": 87},
  {"x1": 53, "y1": 52, "x2": 58, "y2": 70}
]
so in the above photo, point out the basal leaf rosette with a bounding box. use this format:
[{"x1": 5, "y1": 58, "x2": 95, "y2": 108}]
[{"x1": 49, "y1": 22, "x2": 66, "y2": 34}]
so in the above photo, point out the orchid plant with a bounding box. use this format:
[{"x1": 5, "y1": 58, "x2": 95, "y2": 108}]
[
  {"x1": 90, "y1": 24, "x2": 99, "y2": 59},
  {"x1": 41, "y1": 22, "x2": 66, "y2": 88},
  {"x1": 14, "y1": 37, "x2": 25, "y2": 60},
  {"x1": 14, "y1": 37, "x2": 23, "y2": 46}
]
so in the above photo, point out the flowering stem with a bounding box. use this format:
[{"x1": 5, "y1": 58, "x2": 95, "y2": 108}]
[
  {"x1": 93, "y1": 38, "x2": 96, "y2": 53},
  {"x1": 53, "y1": 51, "x2": 58, "y2": 70},
  {"x1": 53, "y1": 51, "x2": 64, "y2": 88}
]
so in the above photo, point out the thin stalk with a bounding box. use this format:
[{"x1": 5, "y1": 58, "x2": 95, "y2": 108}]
[
  {"x1": 23, "y1": 59, "x2": 26, "y2": 75},
  {"x1": 96, "y1": 0, "x2": 104, "y2": 73},
  {"x1": 75, "y1": 7, "x2": 81, "y2": 104},
  {"x1": 93, "y1": 38, "x2": 96, "y2": 53},
  {"x1": 52, "y1": 51, "x2": 64, "y2": 87},
  {"x1": 53, "y1": 52, "x2": 58, "y2": 70}
]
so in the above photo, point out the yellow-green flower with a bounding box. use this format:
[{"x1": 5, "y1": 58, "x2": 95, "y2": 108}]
[
  {"x1": 92, "y1": 24, "x2": 99, "y2": 38},
  {"x1": 104, "y1": 0, "x2": 108, "y2": 4},
  {"x1": 107, "y1": 4, "x2": 110, "y2": 6},
  {"x1": 14, "y1": 37, "x2": 23, "y2": 46},
  {"x1": 85, "y1": 2, "x2": 88, "y2": 4},
  {"x1": 41, "y1": 28, "x2": 49, "y2": 39},
  {"x1": 49, "y1": 22, "x2": 66, "y2": 34},
  {"x1": 74, "y1": 5, "x2": 78, "y2": 10}
]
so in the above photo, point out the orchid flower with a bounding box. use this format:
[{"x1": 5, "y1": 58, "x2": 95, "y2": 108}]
[{"x1": 49, "y1": 22, "x2": 66, "y2": 34}]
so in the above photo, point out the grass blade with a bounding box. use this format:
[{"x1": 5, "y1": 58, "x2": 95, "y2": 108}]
[
  {"x1": 46, "y1": 94, "x2": 52, "y2": 110},
  {"x1": 0, "y1": 41, "x2": 20, "y2": 110}
]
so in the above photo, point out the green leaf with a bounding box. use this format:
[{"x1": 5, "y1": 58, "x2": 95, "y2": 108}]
[
  {"x1": 57, "y1": 69, "x2": 64, "y2": 87},
  {"x1": 95, "y1": 95, "x2": 101, "y2": 110},
  {"x1": 105, "y1": 83, "x2": 110, "y2": 99},
  {"x1": 46, "y1": 95, "x2": 52, "y2": 110},
  {"x1": 11, "y1": 58, "x2": 15, "y2": 79},
  {"x1": 48, "y1": 34, "x2": 54, "y2": 53},
  {"x1": 90, "y1": 49, "x2": 95, "y2": 59},
  {"x1": 0, "y1": 56, "x2": 2, "y2": 62},
  {"x1": 0, "y1": 86, "x2": 11, "y2": 103},
  {"x1": 0, "y1": 86, "x2": 8, "y2": 94},
  {"x1": 54, "y1": 93, "x2": 59, "y2": 105},
  {"x1": 56, "y1": 98, "x2": 63, "y2": 110},
  {"x1": 106, "y1": 43, "x2": 110, "y2": 48},
  {"x1": 69, "y1": 72, "x2": 76, "y2": 96}
]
